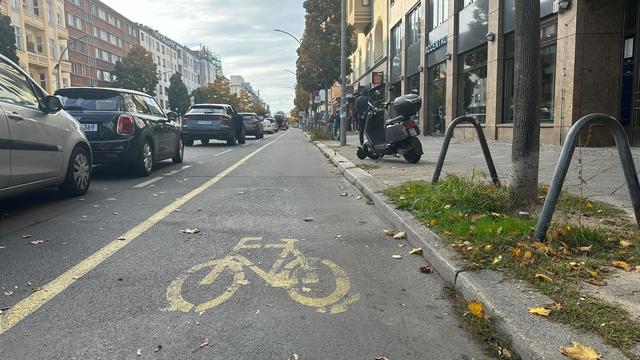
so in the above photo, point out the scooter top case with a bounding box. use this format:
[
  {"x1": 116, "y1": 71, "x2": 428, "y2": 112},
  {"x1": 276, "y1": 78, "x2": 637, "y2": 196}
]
[{"x1": 385, "y1": 122, "x2": 409, "y2": 143}]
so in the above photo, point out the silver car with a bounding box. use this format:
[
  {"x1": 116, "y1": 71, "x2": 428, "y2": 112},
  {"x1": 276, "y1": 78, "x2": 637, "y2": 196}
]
[{"x1": 0, "y1": 55, "x2": 92, "y2": 200}]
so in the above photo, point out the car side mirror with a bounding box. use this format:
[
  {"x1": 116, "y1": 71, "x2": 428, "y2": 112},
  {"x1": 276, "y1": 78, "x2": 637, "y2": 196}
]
[
  {"x1": 167, "y1": 111, "x2": 179, "y2": 121},
  {"x1": 45, "y1": 95, "x2": 63, "y2": 113}
]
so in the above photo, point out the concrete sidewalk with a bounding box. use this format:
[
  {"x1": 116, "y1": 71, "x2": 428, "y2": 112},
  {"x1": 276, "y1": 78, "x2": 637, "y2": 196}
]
[{"x1": 326, "y1": 133, "x2": 640, "y2": 213}]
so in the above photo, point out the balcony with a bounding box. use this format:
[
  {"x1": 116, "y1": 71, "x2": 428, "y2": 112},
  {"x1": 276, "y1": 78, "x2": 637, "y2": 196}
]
[
  {"x1": 56, "y1": 25, "x2": 68, "y2": 39},
  {"x1": 59, "y1": 61, "x2": 71, "y2": 73},
  {"x1": 348, "y1": 0, "x2": 371, "y2": 33},
  {"x1": 27, "y1": 52, "x2": 49, "y2": 67},
  {"x1": 24, "y1": 10, "x2": 46, "y2": 30}
]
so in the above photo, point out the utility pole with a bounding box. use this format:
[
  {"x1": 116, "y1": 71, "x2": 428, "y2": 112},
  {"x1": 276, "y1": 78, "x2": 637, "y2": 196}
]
[{"x1": 339, "y1": 0, "x2": 347, "y2": 146}]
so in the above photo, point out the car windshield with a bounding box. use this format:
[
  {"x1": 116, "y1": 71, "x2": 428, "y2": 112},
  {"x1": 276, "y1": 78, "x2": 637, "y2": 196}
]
[
  {"x1": 57, "y1": 91, "x2": 124, "y2": 111},
  {"x1": 240, "y1": 114, "x2": 254, "y2": 120},
  {"x1": 187, "y1": 107, "x2": 225, "y2": 115}
]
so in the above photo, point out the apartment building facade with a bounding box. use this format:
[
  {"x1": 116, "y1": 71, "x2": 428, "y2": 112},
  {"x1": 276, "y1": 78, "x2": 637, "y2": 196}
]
[
  {"x1": 139, "y1": 25, "x2": 178, "y2": 110},
  {"x1": 63, "y1": 0, "x2": 139, "y2": 88},
  {"x1": 347, "y1": 0, "x2": 640, "y2": 146},
  {"x1": 1, "y1": 0, "x2": 72, "y2": 93},
  {"x1": 230, "y1": 75, "x2": 260, "y2": 101}
]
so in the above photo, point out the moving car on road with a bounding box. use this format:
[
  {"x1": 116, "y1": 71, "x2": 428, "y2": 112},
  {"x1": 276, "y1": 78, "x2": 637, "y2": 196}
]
[
  {"x1": 239, "y1": 112, "x2": 263, "y2": 139},
  {"x1": 182, "y1": 104, "x2": 246, "y2": 146},
  {"x1": 0, "y1": 54, "x2": 92, "y2": 199},
  {"x1": 55, "y1": 87, "x2": 183, "y2": 177},
  {"x1": 262, "y1": 117, "x2": 277, "y2": 134}
]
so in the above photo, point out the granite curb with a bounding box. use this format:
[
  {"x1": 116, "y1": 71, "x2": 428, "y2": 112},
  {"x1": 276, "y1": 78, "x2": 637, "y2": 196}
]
[{"x1": 313, "y1": 139, "x2": 629, "y2": 360}]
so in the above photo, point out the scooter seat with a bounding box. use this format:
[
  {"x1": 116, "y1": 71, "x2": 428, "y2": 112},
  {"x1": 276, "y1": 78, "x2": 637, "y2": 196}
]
[{"x1": 386, "y1": 116, "x2": 404, "y2": 126}]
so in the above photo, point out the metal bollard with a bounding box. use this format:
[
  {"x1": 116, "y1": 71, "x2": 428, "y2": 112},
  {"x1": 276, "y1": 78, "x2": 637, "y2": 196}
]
[
  {"x1": 534, "y1": 113, "x2": 640, "y2": 240},
  {"x1": 432, "y1": 116, "x2": 500, "y2": 186}
]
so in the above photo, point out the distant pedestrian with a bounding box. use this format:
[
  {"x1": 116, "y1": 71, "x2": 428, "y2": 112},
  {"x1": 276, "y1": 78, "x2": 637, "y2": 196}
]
[{"x1": 355, "y1": 88, "x2": 370, "y2": 145}]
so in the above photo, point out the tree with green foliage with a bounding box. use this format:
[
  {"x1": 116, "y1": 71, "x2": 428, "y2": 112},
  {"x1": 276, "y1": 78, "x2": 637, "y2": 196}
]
[
  {"x1": 297, "y1": 0, "x2": 352, "y2": 120},
  {"x1": 0, "y1": 15, "x2": 18, "y2": 64},
  {"x1": 294, "y1": 84, "x2": 310, "y2": 113},
  {"x1": 236, "y1": 90, "x2": 254, "y2": 112},
  {"x1": 251, "y1": 100, "x2": 268, "y2": 117},
  {"x1": 112, "y1": 46, "x2": 158, "y2": 96},
  {"x1": 168, "y1": 73, "x2": 190, "y2": 115},
  {"x1": 192, "y1": 76, "x2": 238, "y2": 107}
]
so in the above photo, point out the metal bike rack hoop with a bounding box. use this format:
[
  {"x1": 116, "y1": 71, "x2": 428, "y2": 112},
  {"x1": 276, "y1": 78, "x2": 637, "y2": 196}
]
[
  {"x1": 534, "y1": 113, "x2": 640, "y2": 240},
  {"x1": 432, "y1": 116, "x2": 500, "y2": 186}
]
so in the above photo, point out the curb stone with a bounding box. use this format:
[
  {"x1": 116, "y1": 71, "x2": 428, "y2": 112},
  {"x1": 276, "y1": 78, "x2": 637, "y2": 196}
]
[{"x1": 313, "y1": 140, "x2": 629, "y2": 360}]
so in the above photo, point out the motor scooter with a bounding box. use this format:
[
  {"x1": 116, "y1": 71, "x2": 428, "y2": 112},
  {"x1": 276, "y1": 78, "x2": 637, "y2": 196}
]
[{"x1": 356, "y1": 85, "x2": 423, "y2": 164}]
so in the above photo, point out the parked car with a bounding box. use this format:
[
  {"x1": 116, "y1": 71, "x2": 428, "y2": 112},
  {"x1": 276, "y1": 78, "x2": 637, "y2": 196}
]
[
  {"x1": 181, "y1": 104, "x2": 246, "y2": 146},
  {"x1": 0, "y1": 54, "x2": 92, "y2": 199},
  {"x1": 262, "y1": 118, "x2": 277, "y2": 134},
  {"x1": 55, "y1": 87, "x2": 183, "y2": 177},
  {"x1": 239, "y1": 112, "x2": 264, "y2": 139}
]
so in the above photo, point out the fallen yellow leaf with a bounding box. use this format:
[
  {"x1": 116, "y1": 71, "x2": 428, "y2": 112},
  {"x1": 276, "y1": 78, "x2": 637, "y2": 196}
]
[
  {"x1": 383, "y1": 230, "x2": 396, "y2": 237},
  {"x1": 535, "y1": 273, "x2": 553, "y2": 283},
  {"x1": 532, "y1": 241, "x2": 553, "y2": 254},
  {"x1": 393, "y1": 232, "x2": 407, "y2": 240},
  {"x1": 528, "y1": 306, "x2": 551, "y2": 317},
  {"x1": 612, "y1": 261, "x2": 632, "y2": 271},
  {"x1": 501, "y1": 347, "x2": 513, "y2": 358},
  {"x1": 586, "y1": 278, "x2": 607, "y2": 286},
  {"x1": 585, "y1": 202, "x2": 593, "y2": 210},
  {"x1": 409, "y1": 247, "x2": 423, "y2": 255},
  {"x1": 496, "y1": 226, "x2": 503, "y2": 235},
  {"x1": 620, "y1": 240, "x2": 632, "y2": 249},
  {"x1": 585, "y1": 269, "x2": 598, "y2": 278},
  {"x1": 430, "y1": 219, "x2": 439, "y2": 226},
  {"x1": 560, "y1": 341, "x2": 601, "y2": 360},
  {"x1": 467, "y1": 300, "x2": 486, "y2": 319},
  {"x1": 491, "y1": 256, "x2": 502, "y2": 265},
  {"x1": 578, "y1": 245, "x2": 592, "y2": 254}
]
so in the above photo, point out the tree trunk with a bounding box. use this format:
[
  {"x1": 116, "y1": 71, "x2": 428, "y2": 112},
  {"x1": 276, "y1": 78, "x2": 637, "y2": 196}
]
[
  {"x1": 510, "y1": 0, "x2": 541, "y2": 206},
  {"x1": 324, "y1": 79, "x2": 329, "y2": 126}
]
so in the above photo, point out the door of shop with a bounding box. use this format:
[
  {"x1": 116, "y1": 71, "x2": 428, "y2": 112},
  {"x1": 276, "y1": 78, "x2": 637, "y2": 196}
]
[
  {"x1": 620, "y1": 0, "x2": 640, "y2": 144},
  {"x1": 427, "y1": 62, "x2": 447, "y2": 136}
]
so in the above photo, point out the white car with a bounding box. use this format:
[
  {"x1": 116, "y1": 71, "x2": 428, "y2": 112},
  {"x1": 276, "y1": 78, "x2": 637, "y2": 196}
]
[
  {"x1": 0, "y1": 54, "x2": 92, "y2": 200},
  {"x1": 262, "y1": 118, "x2": 277, "y2": 134}
]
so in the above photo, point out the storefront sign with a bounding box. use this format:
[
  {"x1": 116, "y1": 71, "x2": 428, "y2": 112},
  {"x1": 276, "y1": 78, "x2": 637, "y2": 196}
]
[
  {"x1": 426, "y1": 36, "x2": 448, "y2": 54},
  {"x1": 372, "y1": 72, "x2": 384, "y2": 85}
]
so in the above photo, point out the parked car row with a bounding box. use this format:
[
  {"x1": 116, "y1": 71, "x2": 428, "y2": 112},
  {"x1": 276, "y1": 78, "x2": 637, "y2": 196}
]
[{"x1": 0, "y1": 54, "x2": 276, "y2": 201}]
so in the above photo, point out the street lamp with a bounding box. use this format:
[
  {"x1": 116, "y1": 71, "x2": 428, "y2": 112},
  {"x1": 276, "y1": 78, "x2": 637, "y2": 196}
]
[
  {"x1": 339, "y1": 0, "x2": 347, "y2": 146},
  {"x1": 273, "y1": 29, "x2": 301, "y2": 45},
  {"x1": 55, "y1": 35, "x2": 90, "y2": 90}
]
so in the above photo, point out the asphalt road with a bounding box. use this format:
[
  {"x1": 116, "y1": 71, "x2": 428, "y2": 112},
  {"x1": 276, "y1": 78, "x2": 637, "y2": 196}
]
[{"x1": 0, "y1": 130, "x2": 492, "y2": 359}]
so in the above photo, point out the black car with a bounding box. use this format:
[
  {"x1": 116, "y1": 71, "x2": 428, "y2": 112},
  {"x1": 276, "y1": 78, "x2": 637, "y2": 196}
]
[
  {"x1": 182, "y1": 104, "x2": 246, "y2": 146},
  {"x1": 238, "y1": 112, "x2": 264, "y2": 139},
  {"x1": 55, "y1": 87, "x2": 184, "y2": 177}
]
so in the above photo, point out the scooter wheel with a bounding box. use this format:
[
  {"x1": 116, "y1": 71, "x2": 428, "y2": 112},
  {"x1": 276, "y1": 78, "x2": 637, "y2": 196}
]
[
  {"x1": 368, "y1": 152, "x2": 382, "y2": 160},
  {"x1": 356, "y1": 147, "x2": 367, "y2": 160},
  {"x1": 403, "y1": 150, "x2": 421, "y2": 164}
]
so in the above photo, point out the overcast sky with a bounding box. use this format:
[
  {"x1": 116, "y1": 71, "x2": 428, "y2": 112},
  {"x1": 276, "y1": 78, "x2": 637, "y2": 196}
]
[{"x1": 102, "y1": 0, "x2": 305, "y2": 113}]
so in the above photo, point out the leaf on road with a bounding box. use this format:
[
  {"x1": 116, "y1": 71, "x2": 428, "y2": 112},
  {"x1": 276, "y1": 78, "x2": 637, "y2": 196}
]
[
  {"x1": 612, "y1": 261, "x2": 632, "y2": 271},
  {"x1": 236, "y1": 279, "x2": 250, "y2": 286},
  {"x1": 21, "y1": 235, "x2": 31, "y2": 239},
  {"x1": 192, "y1": 338, "x2": 209, "y2": 353},
  {"x1": 339, "y1": 192, "x2": 349, "y2": 197},
  {"x1": 3, "y1": 291, "x2": 13, "y2": 296},
  {"x1": 154, "y1": 345, "x2": 162, "y2": 353},
  {"x1": 179, "y1": 228, "x2": 200, "y2": 235},
  {"x1": 528, "y1": 306, "x2": 551, "y2": 317},
  {"x1": 29, "y1": 240, "x2": 45, "y2": 245},
  {"x1": 289, "y1": 355, "x2": 300, "y2": 360},
  {"x1": 136, "y1": 348, "x2": 141, "y2": 356},
  {"x1": 586, "y1": 278, "x2": 607, "y2": 286},
  {"x1": 409, "y1": 247, "x2": 423, "y2": 255},
  {"x1": 418, "y1": 265, "x2": 432, "y2": 274},
  {"x1": 375, "y1": 357, "x2": 390, "y2": 360},
  {"x1": 392, "y1": 255, "x2": 403, "y2": 259},
  {"x1": 467, "y1": 300, "x2": 486, "y2": 319},
  {"x1": 561, "y1": 341, "x2": 601, "y2": 360},
  {"x1": 383, "y1": 230, "x2": 396, "y2": 237},
  {"x1": 303, "y1": 217, "x2": 314, "y2": 222},
  {"x1": 393, "y1": 232, "x2": 406, "y2": 240},
  {"x1": 535, "y1": 273, "x2": 553, "y2": 283}
]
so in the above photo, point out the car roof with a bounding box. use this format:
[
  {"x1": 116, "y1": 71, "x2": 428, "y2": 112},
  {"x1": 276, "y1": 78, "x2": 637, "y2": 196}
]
[
  {"x1": 238, "y1": 112, "x2": 257, "y2": 115},
  {"x1": 55, "y1": 87, "x2": 151, "y2": 97},
  {"x1": 191, "y1": 103, "x2": 231, "y2": 108}
]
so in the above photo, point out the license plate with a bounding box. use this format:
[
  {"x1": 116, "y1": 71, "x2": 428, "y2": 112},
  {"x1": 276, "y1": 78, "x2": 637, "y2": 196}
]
[
  {"x1": 408, "y1": 128, "x2": 417, "y2": 136},
  {"x1": 197, "y1": 120, "x2": 212, "y2": 125},
  {"x1": 82, "y1": 123, "x2": 98, "y2": 132}
]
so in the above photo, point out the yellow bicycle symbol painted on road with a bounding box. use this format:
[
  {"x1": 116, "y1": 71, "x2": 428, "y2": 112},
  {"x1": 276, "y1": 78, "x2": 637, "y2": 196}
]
[{"x1": 164, "y1": 237, "x2": 359, "y2": 315}]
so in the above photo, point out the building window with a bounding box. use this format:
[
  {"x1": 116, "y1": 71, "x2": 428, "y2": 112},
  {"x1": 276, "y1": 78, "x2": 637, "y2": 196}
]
[
  {"x1": 49, "y1": 38, "x2": 56, "y2": 58},
  {"x1": 503, "y1": 17, "x2": 557, "y2": 123},
  {"x1": 98, "y1": 8, "x2": 106, "y2": 20},
  {"x1": 458, "y1": 45, "x2": 487, "y2": 122},
  {"x1": 14, "y1": 26, "x2": 23, "y2": 51},
  {"x1": 365, "y1": 35, "x2": 372, "y2": 70},
  {"x1": 390, "y1": 23, "x2": 402, "y2": 84},
  {"x1": 11, "y1": 0, "x2": 18, "y2": 9},
  {"x1": 461, "y1": 0, "x2": 475, "y2": 7},
  {"x1": 39, "y1": 73, "x2": 46, "y2": 88},
  {"x1": 407, "y1": 6, "x2": 421, "y2": 47},
  {"x1": 430, "y1": 0, "x2": 448, "y2": 30}
]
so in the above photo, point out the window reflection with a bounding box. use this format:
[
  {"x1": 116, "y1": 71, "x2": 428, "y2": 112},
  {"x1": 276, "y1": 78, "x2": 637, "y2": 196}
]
[{"x1": 458, "y1": 46, "x2": 487, "y2": 122}]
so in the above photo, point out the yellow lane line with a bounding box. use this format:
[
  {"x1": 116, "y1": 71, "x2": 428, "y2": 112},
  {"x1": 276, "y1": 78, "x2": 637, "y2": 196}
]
[{"x1": 0, "y1": 133, "x2": 286, "y2": 335}]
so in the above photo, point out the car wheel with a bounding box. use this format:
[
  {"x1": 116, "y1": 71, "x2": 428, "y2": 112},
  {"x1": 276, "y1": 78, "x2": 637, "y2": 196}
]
[
  {"x1": 60, "y1": 145, "x2": 91, "y2": 197},
  {"x1": 238, "y1": 127, "x2": 246, "y2": 144},
  {"x1": 184, "y1": 138, "x2": 194, "y2": 146},
  {"x1": 172, "y1": 137, "x2": 184, "y2": 164},
  {"x1": 226, "y1": 133, "x2": 237, "y2": 146},
  {"x1": 135, "y1": 139, "x2": 154, "y2": 177},
  {"x1": 201, "y1": 138, "x2": 209, "y2": 145}
]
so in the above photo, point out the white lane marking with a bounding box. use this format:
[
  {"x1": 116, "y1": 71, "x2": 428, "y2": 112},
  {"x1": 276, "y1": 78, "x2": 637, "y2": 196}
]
[
  {"x1": 133, "y1": 177, "x2": 164, "y2": 188},
  {"x1": 163, "y1": 165, "x2": 192, "y2": 176},
  {"x1": 215, "y1": 149, "x2": 233, "y2": 157}
]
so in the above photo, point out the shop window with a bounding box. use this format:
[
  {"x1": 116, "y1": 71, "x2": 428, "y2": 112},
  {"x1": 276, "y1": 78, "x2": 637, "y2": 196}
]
[
  {"x1": 406, "y1": 73, "x2": 420, "y2": 94},
  {"x1": 430, "y1": 0, "x2": 448, "y2": 31},
  {"x1": 502, "y1": 17, "x2": 557, "y2": 123},
  {"x1": 458, "y1": 45, "x2": 487, "y2": 122},
  {"x1": 427, "y1": 62, "x2": 447, "y2": 135}
]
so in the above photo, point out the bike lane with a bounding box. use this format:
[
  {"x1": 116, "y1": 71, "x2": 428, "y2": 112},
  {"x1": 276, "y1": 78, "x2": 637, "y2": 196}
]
[{"x1": 0, "y1": 131, "x2": 493, "y2": 359}]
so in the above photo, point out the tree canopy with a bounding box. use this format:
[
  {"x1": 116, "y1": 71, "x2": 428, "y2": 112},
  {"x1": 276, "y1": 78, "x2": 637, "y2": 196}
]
[
  {"x1": 0, "y1": 16, "x2": 18, "y2": 64},
  {"x1": 236, "y1": 90, "x2": 254, "y2": 112},
  {"x1": 168, "y1": 73, "x2": 190, "y2": 115},
  {"x1": 111, "y1": 46, "x2": 158, "y2": 96},
  {"x1": 296, "y1": 0, "x2": 352, "y2": 92},
  {"x1": 192, "y1": 76, "x2": 238, "y2": 107}
]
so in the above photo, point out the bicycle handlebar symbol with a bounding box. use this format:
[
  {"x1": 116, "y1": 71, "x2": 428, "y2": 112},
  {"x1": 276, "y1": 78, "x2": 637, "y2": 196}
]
[{"x1": 164, "y1": 237, "x2": 360, "y2": 315}]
